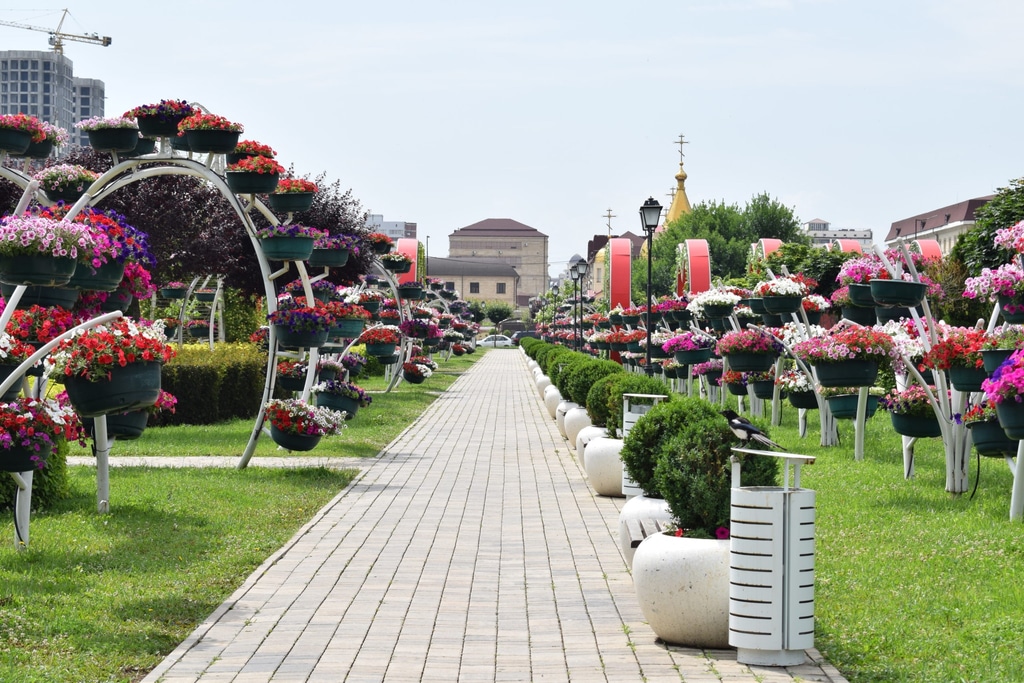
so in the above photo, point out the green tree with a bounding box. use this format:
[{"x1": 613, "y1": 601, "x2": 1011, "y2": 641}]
[
  {"x1": 484, "y1": 301, "x2": 513, "y2": 324},
  {"x1": 950, "y1": 177, "x2": 1023, "y2": 275},
  {"x1": 466, "y1": 300, "x2": 487, "y2": 324},
  {"x1": 743, "y1": 192, "x2": 807, "y2": 246}
]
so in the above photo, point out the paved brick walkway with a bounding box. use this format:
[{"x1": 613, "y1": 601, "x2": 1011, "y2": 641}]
[{"x1": 139, "y1": 349, "x2": 847, "y2": 682}]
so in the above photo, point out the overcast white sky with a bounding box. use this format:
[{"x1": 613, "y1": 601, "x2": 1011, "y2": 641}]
[{"x1": 4, "y1": 1, "x2": 1022, "y2": 276}]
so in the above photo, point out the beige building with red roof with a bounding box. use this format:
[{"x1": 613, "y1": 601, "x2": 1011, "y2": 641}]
[
  {"x1": 884, "y1": 196, "x2": 993, "y2": 255},
  {"x1": 448, "y1": 219, "x2": 549, "y2": 307}
]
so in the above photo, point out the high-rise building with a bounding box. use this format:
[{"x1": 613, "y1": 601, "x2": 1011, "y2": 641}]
[{"x1": 0, "y1": 50, "x2": 105, "y2": 145}]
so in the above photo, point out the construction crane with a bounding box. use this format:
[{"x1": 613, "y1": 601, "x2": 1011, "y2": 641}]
[{"x1": 0, "y1": 8, "x2": 111, "y2": 54}]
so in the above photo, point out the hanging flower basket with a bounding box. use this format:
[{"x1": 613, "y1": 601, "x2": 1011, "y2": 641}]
[
  {"x1": 0, "y1": 283, "x2": 78, "y2": 310},
  {"x1": 813, "y1": 360, "x2": 879, "y2": 387},
  {"x1": 260, "y1": 236, "x2": 316, "y2": 261},
  {"x1": 846, "y1": 283, "x2": 875, "y2": 308},
  {"x1": 760, "y1": 295, "x2": 803, "y2": 314},
  {"x1": 870, "y1": 279, "x2": 927, "y2": 308},
  {"x1": 890, "y1": 412, "x2": 942, "y2": 438},
  {"x1": 188, "y1": 322, "x2": 211, "y2": 338},
  {"x1": 86, "y1": 127, "x2": 140, "y2": 152},
  {"x1": 726, "y1": 382, "x2": 748, "y2": 396},
  {"x1": 82, "y1": 410, "x2": 149, "y2": 440},
  {"x1": 100, "y1": 290, "x2": 133, "y2": 313},
  {"x1": 995, "y1": 403, "x2": 1024, "y2": 441},
  {"x1": 0, "y1": 128, "x2": 32, "y2": 154},
  {"x1": 948, "y1": 366, "x2": 989, "y2": 393},
  {"x1": 826, "y1": 394, "x2": 879, "y2": 420},
  {"x1": 397, "y1": 284, "x2": 424, "y2": 300},
  {"x1": 225, "y1": 156, "x2": 284, "y2": 194},
  {"x1": 67, "y1": 259, "x2": 126, "y2": 292},
  {"x1": 968, "y1": 419, "x2": 1019, "y2": 456},
  {"x1": 875, "y1": 306, "x2": 918, "y2": 324},
  {"x1": 268, "y1": 192, "x2": 314, "y2": 213},
  {"x1": 702, "y1": 303, "x2": 735, "y2": 319},
  {"x1": 842, "y1": 305, "x2": 877, "y2": 326},
  {"x1": 331, "y1": 318, "x2": 365, "y2": 339},
  {"x1": 269, "y1": 424, "x2": 321, "y2": 451},
  {"x1": 365, "y1": 342, "x2": 397, "y2": 357},
  {"x1": 184, "y1": 128, "x2": 241, "y2": 154},
  {"x1": 750, "y1": 380, "x2": 777, "y2": 400},
  {"x1": 308, "y1": 248, "x2": 350, "y2": 268},
  {"x1": 788, "y1": 391, "x2": 818, "y2": 410},
  {"x1": 998, "y1": 295, "x2": 1024, "y2": 324},
  {"x1": 723, "y1": 352, "x2": 776, "y2": 373},
  {"x1": 315, "y1": 393, "x2": 361, "y2": 419},
  {"x1": 673, "y1": 348, "x2": 712, "y2": 366},
  {"x1": 136, "y1": 114, "x2": 188, "y2": 138},
  {"x1": 160, "y1": 286, "x2": 188, "y2": 299},
  {"x1": 982, "y1": 349, "x2": 1015, "y2": 374},
  {"x1": 0, "y1": 254, "x2": 78, "y2": 287},
  {"x1": 62, "y1": 362, "x2": 163, "y2": 418},
  {"x1": 275, "y1": 326, "x2": 329, "y2": 348}
]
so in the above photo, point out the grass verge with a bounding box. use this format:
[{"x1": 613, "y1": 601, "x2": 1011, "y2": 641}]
[
  {"x1": 0, "y1": 350, "x2": 481, "y2": 682},
  {"x1": 770, "y1": 403, "x2": 1024, "y2": 683}
]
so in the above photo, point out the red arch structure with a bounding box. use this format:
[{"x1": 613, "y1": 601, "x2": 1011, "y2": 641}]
[
  {"x1": 755, "y1": 238, "x2": 783, "y2": 259},
  {"x1": 831, "y1": 239, "x2": 863, "y2": 254},
  {"x1": 913, "y1": 239, "x2": 942, "y2": 261},
  {"x1": 608, "y1": 238, "x2": 633, "y2": 310},
  {"x1": 678, "y1": 239, "x2": 711, "y2": 296},
  {"x1": 395, "y1": 238, "x2": 419, "y2": 284}
]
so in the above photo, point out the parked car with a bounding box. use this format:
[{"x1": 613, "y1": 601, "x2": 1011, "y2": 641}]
[
  {"x1": 511, "y1": 330, "x2": 540, "y2": 345},
  {"x1": 479, "y1": 334, "x2": 514, "y2": 348}
]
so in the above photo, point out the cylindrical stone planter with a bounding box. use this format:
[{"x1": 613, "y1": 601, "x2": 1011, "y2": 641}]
[
  {"x1": 564, "y1": 407, "x2": 592, "y2": 447},
  {"x1": 544, "y1": 385, "x2": 563, "y2": 418},
  {"x1": 618, "y1": 494, "x2": 673, "y2": 568},
  {"x1": 632, "y1": 534, "x2": 731, "y2": 648},
  {"x1": 555, "y1": 400, "x2": 578, "y2": 439},
  {"x1": 583, "y1": 437, "x2": 625, "y2": 497},
  {"x1": 575, "y1": 426, "x2": 607, "y2": 469}
]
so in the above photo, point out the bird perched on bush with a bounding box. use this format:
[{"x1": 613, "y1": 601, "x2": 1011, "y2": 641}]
[{"x1": 721, "y1": 409, "x2": 781, "y2": 450}]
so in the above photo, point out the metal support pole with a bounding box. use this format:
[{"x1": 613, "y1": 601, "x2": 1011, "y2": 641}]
[{"x1": 645, "y1": 229, "x2": 653, "y2": 375}]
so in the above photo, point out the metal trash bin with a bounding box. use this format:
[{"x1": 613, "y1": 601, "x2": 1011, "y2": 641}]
[
  {"x1": 728, "y1": 447, "x2": 816, "y2": 666},
  {"x1": 621, "y1": 393, "x2": 668, "y2": 496}
]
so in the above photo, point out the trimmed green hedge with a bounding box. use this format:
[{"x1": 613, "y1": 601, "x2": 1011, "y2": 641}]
[{"x1": 160, "y1": 343, "x2": 267, "y2": 425}]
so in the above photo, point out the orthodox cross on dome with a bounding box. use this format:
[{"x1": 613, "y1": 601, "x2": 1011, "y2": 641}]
[
  {"x1": 674, "y1": 133, "x2": 689, "y2": 163},
  {"x1": 603, "y1": 208, "x2": 616, "y2": 238},
  {"x1": 667, "y1": 186, "x2": 677, "y2": 202}
]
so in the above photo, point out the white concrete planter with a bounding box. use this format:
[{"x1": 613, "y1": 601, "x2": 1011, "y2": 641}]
[
  {"x1": 536, "y1": 375, "x2": 551, "y2": 398},
  {"x1": 632, "y1": 533, "x2": 730, "y2": 648},
  {"x1": 527, "y1": 359, "x2": 538, "y2": 370},
  {"x1": 543, "y1": 385, "x2": 563, "y2": 418},
  {"x1": 583, "y1": 437, "x2": 624, "y2": 497},
  {"x1": 575, "y1": 426, "x2": 607, "y2": 468},
  {"x1": 618, "y1": 494, "x2": 673, "y2": 568},
  {"x1": 564, "y1": 407, "x2": 592, "y2": 447},
  {"x1": 555, "y1": 400, "x2": 578, "y2": 439}
]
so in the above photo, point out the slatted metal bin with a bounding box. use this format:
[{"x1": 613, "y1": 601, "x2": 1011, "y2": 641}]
[
  {"x1": 728, "y1": 449, "x2": 816, "y2": 666},
  {"x1": 620, "y1": 393, "x2": 668, "y2": 496}
]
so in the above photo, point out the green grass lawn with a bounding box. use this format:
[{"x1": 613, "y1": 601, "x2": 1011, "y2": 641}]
[
  {"x1": 0, "y1": 352, "x2": 480, "y2": 683},
  {"x1": 769, "y1": 403, "x2": 1024, "y2": 683}
]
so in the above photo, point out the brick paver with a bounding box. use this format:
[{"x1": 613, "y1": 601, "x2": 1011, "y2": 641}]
[{"x1": 137, "y1": 349, "x2": 847, "y2": 682}]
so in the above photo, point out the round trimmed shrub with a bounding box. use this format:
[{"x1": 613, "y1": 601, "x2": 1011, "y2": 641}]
[
  {"x1": 654, "y1": 401, "x2": 778, "y2": 537},
  {"x1": 604, "y1": 374, "x2": 673, "y2": 438},
  {"x1": 564, "y1": 359, "x2": 623, "y2": 406},
  {"x1": 545, "y1": 348, "x2": 584, "y2": 389},
  {"x1": 621, "y1": 397, "x2": 702, "y2": 496},
  {"x1": 554, "y1": 354, "x2": 593, "y2": 396},
  {"x1": 585, "y1": 373, "x2": 619, "y2": 427}
]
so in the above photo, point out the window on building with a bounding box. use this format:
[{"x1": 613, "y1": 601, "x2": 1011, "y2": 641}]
[
  {"x1": 496, "y1": 283, "x2": 506, "y2": 294},
  {"x1": 445, "y1": 282, "x2": 455, "y2": 291},
  {"x1": 470, "y1": 282, "x2": 480, "y2": 294}
]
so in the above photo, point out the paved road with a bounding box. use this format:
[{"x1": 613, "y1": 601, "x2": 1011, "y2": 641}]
[{"x1": 120, "y1": 349, "x2": 847, "y2": 682}]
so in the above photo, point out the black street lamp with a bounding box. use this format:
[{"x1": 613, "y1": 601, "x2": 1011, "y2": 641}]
[
  {"x1": 639, "y1": 197, "x2": 662, "y2": 375},
  {"x1": 574, "y1": 260, "x2": 589, "y2": 352},
  {"x1": 569, "y1": 268, "x2": 577, "y2": 352}
]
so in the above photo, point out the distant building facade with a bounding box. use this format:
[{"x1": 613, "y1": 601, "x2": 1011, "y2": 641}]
[
  {"x1": 0, "y1": 50, "x2": 105, "y2": 147},
  {"x1": 448, "y1": 218, "x2": 548, "y2": 307},
  {"x1": 802, "y1": 218, "x2": 873, "y2": 250},
  {"x1": 425, "y1": 256, "x2": 520, "y2": 308},
  {"x1": 365, "y1": 214, "x2": 416, "y2": 241},
  {"x1": 884, "y1": 196, "x2": 993, "y2": 255}
]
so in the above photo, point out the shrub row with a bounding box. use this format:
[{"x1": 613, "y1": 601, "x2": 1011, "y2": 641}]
[{"x1": 160, "y1": 343, "x2": 267, "y2": 426}]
